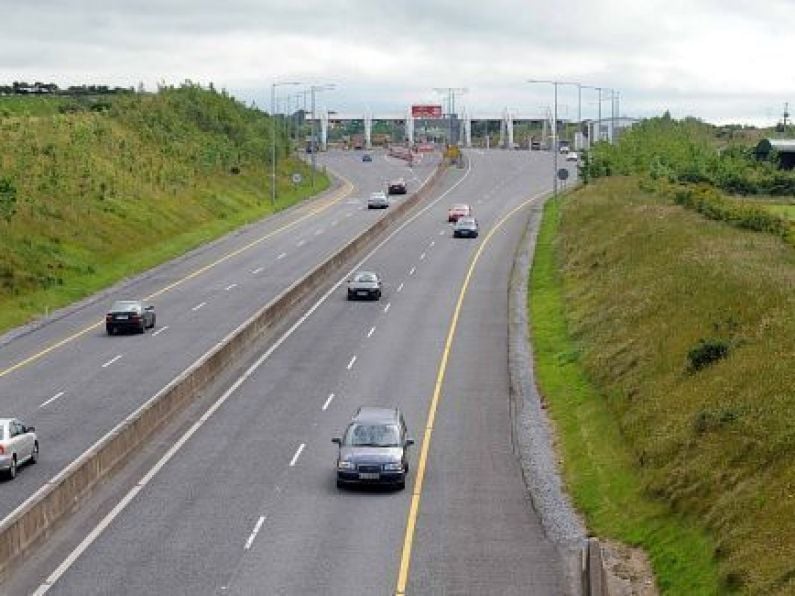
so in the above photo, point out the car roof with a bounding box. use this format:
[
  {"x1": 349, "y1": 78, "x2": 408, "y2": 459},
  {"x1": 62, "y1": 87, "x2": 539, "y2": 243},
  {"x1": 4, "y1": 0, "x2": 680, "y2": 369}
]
[
  {"x1": 451, "y1": 203, "x2": 470, "y2": 209},
  {"x1": 351, "y1": 406, "x2": 400, "y2": 423}
]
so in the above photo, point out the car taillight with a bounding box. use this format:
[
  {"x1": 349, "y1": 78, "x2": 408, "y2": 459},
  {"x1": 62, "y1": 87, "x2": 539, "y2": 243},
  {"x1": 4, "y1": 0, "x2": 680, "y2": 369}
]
[
  {"x1": 106, "y1": 314, "x2": 112, "y2": 321},
  {"x1": 131, "y1": 313, "x2": 141, "y2": 320},
  {"x1": 0, "y1": 445, "x2": 5, "y2": 455}
]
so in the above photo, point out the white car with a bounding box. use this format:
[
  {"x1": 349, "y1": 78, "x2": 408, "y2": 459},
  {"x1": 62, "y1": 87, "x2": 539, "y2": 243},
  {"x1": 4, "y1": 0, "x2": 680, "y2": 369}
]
[
  {"x1": 0, "y1": 418, "x2": 39, "y2": 480},
  {"x1": 566, "y1": 151, "x2": 579, "y2": 162},
  {"x1": 367, "y1": 192, "x2": 389, "y2": 209}
]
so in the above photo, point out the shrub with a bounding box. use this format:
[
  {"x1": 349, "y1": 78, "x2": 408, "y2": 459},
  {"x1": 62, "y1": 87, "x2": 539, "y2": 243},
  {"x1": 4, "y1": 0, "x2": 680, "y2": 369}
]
[{"x1": 687, "y1": 338, "x2": 730, "y2": 372}]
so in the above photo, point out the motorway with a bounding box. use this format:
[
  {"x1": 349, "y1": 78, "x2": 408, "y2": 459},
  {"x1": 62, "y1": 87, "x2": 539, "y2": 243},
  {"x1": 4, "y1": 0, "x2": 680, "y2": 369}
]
[
  {"x1": 0, "y1": 149, "x2": 438, "y2": 520},
  {"x1": 8, "y1": 149, "x2": 578, "y2": 595}
]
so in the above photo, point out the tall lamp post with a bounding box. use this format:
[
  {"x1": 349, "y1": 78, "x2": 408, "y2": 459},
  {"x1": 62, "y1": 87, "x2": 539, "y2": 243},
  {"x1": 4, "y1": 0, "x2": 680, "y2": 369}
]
[
  {"x1": 308, "y1": 83, "x2": 336, "y2": 189},
  {"x1": 528, "y1": 79, "x2": 579, "y2": 198},
  {"x1": 271, "y1": 80, "x2": 301, "y2": 206}
]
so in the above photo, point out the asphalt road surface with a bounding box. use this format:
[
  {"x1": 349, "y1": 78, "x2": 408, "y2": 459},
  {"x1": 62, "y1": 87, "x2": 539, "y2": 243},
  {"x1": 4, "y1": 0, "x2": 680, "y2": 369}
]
[
  {"x1": 0, "y1": 148, "x2": 438, "y2": 519},
  {"x1": 12, "y1": 149, "x2": 580, "y2": 595}
]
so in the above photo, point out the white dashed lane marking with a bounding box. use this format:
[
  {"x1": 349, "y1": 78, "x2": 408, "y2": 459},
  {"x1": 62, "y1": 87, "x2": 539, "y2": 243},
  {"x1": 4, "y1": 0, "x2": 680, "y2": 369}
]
[
  {"x1": 251, "y1": 267, "x2": 264, "y2": 275},
  {"x1": 277, "y1": 252, "x2": 287, "y2": 260},
  {"x1": 347, "y1": 355, "x2": 357, "y2": 370},
  {"x1": 225, "y1": 284, "x2": 237, "y2": 291},
  {"x1": 322, "y1": 393, "x2": 335, "y2": 411},
  {"x1": 419, "y1": 252, "x2": 426, "y2": 261},
  {"x1": 367, "y1": 326, "x2": 376, "y2": 338},
  {"x1": 383, "y1": 302, "x2": 391, "y2": 313},
  {"x1": 40, "y1": 391, "x2": 65, "y2": 408},
  {"x1": 191, "y1": 302, "x2": 207, "y2": 312},
  {"x1": 397, "y1": 282, "x2": 404, "y2": 293},
  {"x1": 244, "y1": 516, "x2": 266, "y2": 550},
  {"x1": 289, "y1": 443, "x2": 306, "y2": 467},
  {"x1": 297, "y1": 240, "x2": 306, "y2": 247},
  {"x1": 151, "y1": 326, "x2": 169, "y2": 337},
  {"x1": 409, "y1": 267, "x2": 416, "y2": 276},
  {"x1": 101, "y1": 355, "x2": 122, "y2": 368}
]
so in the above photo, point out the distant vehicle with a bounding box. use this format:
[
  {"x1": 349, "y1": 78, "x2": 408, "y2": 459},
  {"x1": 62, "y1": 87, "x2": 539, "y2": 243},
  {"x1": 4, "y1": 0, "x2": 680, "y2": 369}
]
[
  {"x1": 387, "y1": 178, "x2": 407, "y2": 195},
  {"x1": 332, "y1": 406, "x2": 414, "y2": 490},
  {"x1": 347, "y1": 271, "x2": 382, "y2": 301},
  {"x1": 559, "y1": 142, "x2": 571, "y2": 154},
  {"x1": 367, "y1": 192, "x2": 389, "y2": 209},
  {"x1": 0, "y1": 418, "x2": 38, "y2": 480},
  {"x1": 566, "y1": 151, "x2": 579, "y2": 162},
  {"x1": 530, "y1": 139, "x2": 541, "y2": 150},
  {"x1": 448, "y1": 203, "x2": 472, "y2": 222},
  {"x1": 351, "y1": 134, "x2": 365, "y2": 150},
  {"x1": 362, "y1": 154, "x2": 373, "y2": 162},
  {"x1": 106, "y1": 300, "x2": 156, "y2": 335},
  {"x1": 453, "y1": 216, "x2": 479, "y2": 238}
]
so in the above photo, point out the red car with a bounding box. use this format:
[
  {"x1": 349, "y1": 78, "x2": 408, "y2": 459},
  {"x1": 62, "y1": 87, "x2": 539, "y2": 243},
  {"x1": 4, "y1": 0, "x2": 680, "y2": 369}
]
[{"x1": 448, "y1": 203, "x2": 472, "y2": 222}]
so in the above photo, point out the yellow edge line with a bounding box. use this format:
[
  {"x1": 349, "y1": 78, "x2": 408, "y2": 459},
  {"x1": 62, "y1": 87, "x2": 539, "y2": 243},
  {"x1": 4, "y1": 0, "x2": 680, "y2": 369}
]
[
  {"x1": 394, "y1": 195, "x2": 541, "y2": 596},
  {"x1": 0, "y1": 175, "x2": 355, "y2": 380}
]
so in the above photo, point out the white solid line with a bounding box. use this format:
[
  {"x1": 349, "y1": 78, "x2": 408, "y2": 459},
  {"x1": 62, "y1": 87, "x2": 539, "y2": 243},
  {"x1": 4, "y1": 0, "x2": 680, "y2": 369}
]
[
  {"x1": 225, "y1": 283, "x2": 237, "y2": 291},
  {"x1": 277, "y1": 252, "x2": 287, "y2": 260},
  {"x1": 347, "y1": 355, "x2": 357, "y2": 370},
  {"x1": 409, "y1": 266, "x2": 416, "y2": 276},
  {"x1": 419, "y1": 252, "x2": 426, "y2": 260},
  {"x1": 251, "y1": 267, "x2": 264, "y2": 275},
  {"x1": 244, "y1": 515, "x2": 266, "y2": 550},
  {"x1": 322, "y1": 393, "x2": 335, "y2": 411},
  {"x1": 40, "y1": 391, "x2": 65, "y2": 408},
  {"x1": 289, "y1": 443, "x2": 306, "y2": 467},
  {"x1": 384, "y1": 302, "x2": 391, "y2": 313},
  {"x1": 101, "y1": 355, "x2": 122, "y2": 368},
  {"x1": 31, "y1": 150, "x2": 481, "y2": 596},
  {"x1": 151, "y1": 325, "x2": 169, "y2": 337},
  {"x1": 367, "y1": 326, "x2": 376, "y2": 338},
  {"x1": 191, "y1": 302, "x2": 207, "y2": 312},
  {"x1": 397, "y1": 282, "x2": 404, "y2": 293}
]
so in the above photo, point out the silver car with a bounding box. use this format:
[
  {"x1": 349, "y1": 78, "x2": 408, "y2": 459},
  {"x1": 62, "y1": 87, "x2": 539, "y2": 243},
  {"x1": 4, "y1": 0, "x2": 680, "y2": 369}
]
[
  {"x1": 347, "y1": 271, "x2": 382, "y2": 301},
  {"x1": 367, "y1": 192, "x2": 389, "y2": 209},
  {"x1": 0, "y1": 418, "x2": 39, "y2": 480}
]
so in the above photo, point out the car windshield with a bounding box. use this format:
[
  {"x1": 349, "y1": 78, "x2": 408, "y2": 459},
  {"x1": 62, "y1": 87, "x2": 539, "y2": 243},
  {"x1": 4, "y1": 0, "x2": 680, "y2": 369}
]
[
  {"x1": 110, "y1": 301, "x2": 139, "y2": 312},
  {"x1": 354, "y1": 273, "x2": 377, "y2": 283},
  {"x1": 345, "y1": 423, "x2": 400, "y2": 447}
]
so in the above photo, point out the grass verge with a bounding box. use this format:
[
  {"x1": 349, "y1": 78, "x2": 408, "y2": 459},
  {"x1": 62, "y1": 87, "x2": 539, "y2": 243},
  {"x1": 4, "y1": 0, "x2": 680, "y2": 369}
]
[{"x1": 529, "y1": 191, "x2": 721, "y2": 594}]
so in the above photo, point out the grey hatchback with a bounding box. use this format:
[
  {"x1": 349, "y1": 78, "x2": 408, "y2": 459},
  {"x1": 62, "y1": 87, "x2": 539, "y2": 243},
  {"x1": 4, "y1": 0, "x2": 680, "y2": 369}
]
[{"x1": 333, "y1": 407, "x2": 414, "y2": 490}]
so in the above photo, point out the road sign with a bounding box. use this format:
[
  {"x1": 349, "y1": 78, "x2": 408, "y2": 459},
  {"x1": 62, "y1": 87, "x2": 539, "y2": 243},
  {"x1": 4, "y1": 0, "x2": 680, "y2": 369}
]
[
  {"x1": 557, "y1": 168, "x2": 569, "y2": 181},
  {"x1": 411, "y1": 105, "x2": 443, "y2": 119},
  {"x1": 292, "y1": 173, "x2": 303, "y2": 185}
]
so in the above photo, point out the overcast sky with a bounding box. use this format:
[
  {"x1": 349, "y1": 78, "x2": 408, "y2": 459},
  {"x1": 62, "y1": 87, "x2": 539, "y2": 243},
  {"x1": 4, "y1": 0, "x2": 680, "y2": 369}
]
[{"x1": 2, "y1": 0, "x2": 793, "y2": 125}]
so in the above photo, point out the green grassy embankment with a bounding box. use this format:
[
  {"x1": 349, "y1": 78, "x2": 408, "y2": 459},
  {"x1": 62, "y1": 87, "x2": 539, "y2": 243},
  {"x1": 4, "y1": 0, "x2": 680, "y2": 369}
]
[
  {"x1": 530, "y1": 177, "x2": 795, "y2": 594},
  {"x1": 0, "y1": 86, "x2": 328, "y2": 333}
]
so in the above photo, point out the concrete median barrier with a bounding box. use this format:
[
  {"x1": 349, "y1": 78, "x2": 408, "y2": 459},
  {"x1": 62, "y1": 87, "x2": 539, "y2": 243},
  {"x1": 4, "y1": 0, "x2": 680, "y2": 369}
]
[{"x1": 0, "y1": 157, "x2": 449, "y2": 578}]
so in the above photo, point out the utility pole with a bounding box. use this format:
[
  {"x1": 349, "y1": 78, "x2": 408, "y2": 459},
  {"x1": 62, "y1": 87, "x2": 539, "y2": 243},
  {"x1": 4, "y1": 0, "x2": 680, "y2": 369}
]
[
  {"x1": 433, "y1": 87, "x2": 467, "y2": 145},
  {"x1": 271, "y1": 80, "x2": 301, "y2": 206}
]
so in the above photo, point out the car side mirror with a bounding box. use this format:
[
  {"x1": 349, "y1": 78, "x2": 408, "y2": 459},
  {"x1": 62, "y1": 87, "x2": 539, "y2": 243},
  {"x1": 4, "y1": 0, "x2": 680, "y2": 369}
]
[
  {"x1": 405, "y1": 438, "x2": 415, "y2": 446},
  {"x1": 332, "y1": 437, "x2": 342, "y2": 445}
]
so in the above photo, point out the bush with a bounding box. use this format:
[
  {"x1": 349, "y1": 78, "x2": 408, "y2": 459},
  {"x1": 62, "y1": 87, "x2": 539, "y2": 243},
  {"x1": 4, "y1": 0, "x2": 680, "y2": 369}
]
[{"x1": 687, "y1": 338, "x2": 730, "y2": 372}]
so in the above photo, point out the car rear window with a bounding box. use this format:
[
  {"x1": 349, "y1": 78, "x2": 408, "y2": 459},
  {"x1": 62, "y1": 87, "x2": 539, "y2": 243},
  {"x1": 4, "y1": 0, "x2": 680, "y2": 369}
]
[
  {"x1": 110, "y1": 301, "x2": 139, "y2": 312},
  {"x1": 355, "y1": 273, "x2": 377, "y2": 282}
]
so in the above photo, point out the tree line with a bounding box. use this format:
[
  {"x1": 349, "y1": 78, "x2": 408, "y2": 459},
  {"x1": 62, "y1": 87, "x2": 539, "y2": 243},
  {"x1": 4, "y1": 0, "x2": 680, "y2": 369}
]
[{"x1": 0, "y1": 81, "x2": 134, "y2": 96}]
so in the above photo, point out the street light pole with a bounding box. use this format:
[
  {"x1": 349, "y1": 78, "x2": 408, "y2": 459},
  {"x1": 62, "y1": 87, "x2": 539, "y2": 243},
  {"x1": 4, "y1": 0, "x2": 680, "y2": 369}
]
[
  {"x1": 270, "y1": 80, "x2": 301, "y2": 206},
  {"x1": 307, "y1": 83, "x2": 336, "y2": 189}
]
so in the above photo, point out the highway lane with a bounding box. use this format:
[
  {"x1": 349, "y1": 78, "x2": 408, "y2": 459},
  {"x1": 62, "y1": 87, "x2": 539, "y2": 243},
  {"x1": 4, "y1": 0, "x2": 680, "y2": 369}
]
[
  {"x1": 0, "y1": 148, "x2": 439, "y2": 519},
  {"x1": 23, "y1": 149, "x2": 577, "y2": 595}
]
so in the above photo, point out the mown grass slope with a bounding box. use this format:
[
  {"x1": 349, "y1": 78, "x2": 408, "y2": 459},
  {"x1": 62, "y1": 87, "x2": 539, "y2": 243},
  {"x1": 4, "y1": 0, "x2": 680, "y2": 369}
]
[
  {"x1": 0, "y1": 86, "x2": 326, "y2": 332},
  {"x1": 534, "y1": 177, "x2": 795, "y2": 593}
]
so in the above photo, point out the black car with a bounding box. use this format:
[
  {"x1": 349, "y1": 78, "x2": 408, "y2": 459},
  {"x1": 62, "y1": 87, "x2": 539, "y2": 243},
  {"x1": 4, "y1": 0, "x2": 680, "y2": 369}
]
[
  {"x1": 362, "y1": 154, "x2": 373, "y2": 162},
  {"x1": 333, "y1": 407, "x2": 413, "y2": 489},
  {"x1": 347, "y1": 271, "x2": 382, "y2": 300},
  {"x1": 453, "y1": 216, "x2": 479, "y2": 238},
  {"x1": 106, "y1": 300, "x2": 156, "y2": 334},
  {"x1": 387, "y1": 178, "x2": 407, "y2": 195}
]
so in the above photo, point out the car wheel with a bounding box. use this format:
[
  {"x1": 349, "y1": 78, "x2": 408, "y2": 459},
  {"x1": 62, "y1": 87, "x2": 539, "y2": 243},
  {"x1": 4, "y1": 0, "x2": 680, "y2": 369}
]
[
  {"x1": 6, "y1": 457, "x2": 17, "y2": 480},
  {"x1": 139, "y1": 322, "x2": 146, "y2": 334},
  {"x1": 347, "y1": 290, "x2": 354, "y2": 301},
  {"x1": 374, "y1": 290, "x2": 382, "y2": 300},
  {"x1": 30, "y1": 442, "x2": 39, "y2": 464},
  {"x1": 150, "y1": 315, "x2": 156, "y2": 329},
  {"x1": 336, "y1": 479, "x2": 344, "y2": 489},
  {"x1": 397, "y1": 478, "x2": 406, "y2": 490}
]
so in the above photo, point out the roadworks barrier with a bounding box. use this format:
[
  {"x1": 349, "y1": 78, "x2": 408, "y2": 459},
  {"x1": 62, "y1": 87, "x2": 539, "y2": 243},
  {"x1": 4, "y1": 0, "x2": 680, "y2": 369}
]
[{"x1": 0, "y1": 157, "x2": 449, "y2": 579}]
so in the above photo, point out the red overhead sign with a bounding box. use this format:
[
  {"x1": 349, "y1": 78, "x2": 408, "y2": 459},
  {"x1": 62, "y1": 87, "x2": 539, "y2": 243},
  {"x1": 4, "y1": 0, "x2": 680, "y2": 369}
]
[{"x1": 411, "y1": 105, "x2": 443, "y2": 119}]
